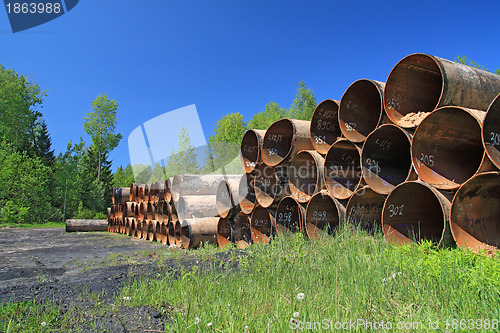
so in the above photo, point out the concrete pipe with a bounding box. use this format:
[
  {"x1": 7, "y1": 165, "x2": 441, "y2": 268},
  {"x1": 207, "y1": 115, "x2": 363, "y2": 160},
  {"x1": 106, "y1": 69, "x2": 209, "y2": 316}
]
[
  {"x1": 180, "y1": 217, "x2": 219, "y2": 249},
  {"x1": 339, "y1": 79, "x2": 386, "y2": 143},
  {"x1": 216, "y1": 178, "x2": 241, "y2": 218},
  {"x1": 289, "y1": 150, "x2": 325, "y2": 203},
  {"x1": 176, "y1": 195, "x2": 218, "y2": 221},
  {"x1": 382, "y1": 180, "x2": 454, "y2": 247},
  {"x1": 112, "y1": 187, "x2": 130, "y2": 205},
  {"x1": 233, "y1": 211, "x2": 252, "y2": 249},
  {"x1": 384, "y1": 53, "x2": 500, "y2": 128},
  {"x1": 345, "y1": 186, "x2": 385, "y2": 231},
  {"x1": 160, "y1": 222, "x2": 169, "y2": 245},
  {"x1": 262, "y1": 119, "x2": 314, "y2": 166},
  {"x1": 174, "y1": 221, "x2": 182, "y2": 247},
  {"x1": 171, "y1": 174, "x2": 241, "y2": 203},
  {"x1": 238, "y1": 173, "x2": 256, "y2": 214},
  {"x1": 309, "y1": 100, "x2": 342, "y2": 154},
  {"x1": 482, "y1": 93, "x2": 500, "y2": 169},
  {"x1": 254, "y1": 163, "x2": 290, "y2": 208},
  {"x1": 305, "y1": 190, "x2": 345, "y2": 240},
  {"x1": 324, "y1": 139, "x2": 363, "y2": 200},
  {"x1": 167, "y1": 220, "x2": 176, "y2": 246},
  {"x1": 412, "y1": 106, "x2": 495, "y2": 190},
  {"x1": 275, "y1": 196, "x2": 306, "y2": 236},
  {"x1": 250, "y1": 205, "x2": 275, "y2": 244},
  {"x1": 217, "y1": 217, "x2": 233, "y2": 249},
  {"x1": 450, "y1": 172, "x2": 500, "y2": 253},
  {"x1": 362, "y1": 124, "x2": 414, "y2": 195},
  {"x1": 240, "y1": 129, "x2": 266, "y2": 173}
]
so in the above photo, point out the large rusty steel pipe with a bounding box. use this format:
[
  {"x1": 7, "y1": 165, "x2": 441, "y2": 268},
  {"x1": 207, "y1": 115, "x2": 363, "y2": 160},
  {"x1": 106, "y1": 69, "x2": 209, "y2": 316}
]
[
  {"x1": 345, "y1": 186, "x2": 385, "y2": 231},
  {"x1": 134, "y1": 220, "x2": 143, "y2": 239},
  {"x1": 412, "y1": 106, "x2": 494, "y2": 190},
  {"x1": 124, "y1": 218, "x2": 130, "y2": 235},
  {"x1": 167, "y1": 221, "x2": 176, "y2": 246},
  {"x1": 164, "y1": 178, "x2": 173, "y2": 203},
  {"x1": 240, "y1": 129, "x2": 266, "y2": 173},
  {"x1": 361, "y1": 124, "x2": 414, "y2": 195},
  {"x1": 66, "y1": 219, "x2": 108, "y2": 232},
  {"x1": 141, "y1": 220, "x2": 148, "y2": 240},
  {"x1": 482, "y1": 93, "x2": 500, "y2": 169},
  {"x1": 217, "y1": 217, "x2": 233, "y2": 249},
  {"x1": 275, "y1": 196, "x2": 306, "y2": 236},
  {"x1": 176, "y1": 195, "x2": 218, "y2": 221},
  {"x1": 216, "y1": 178, "x2": 241, "y2": 218},
  {"x1": 123, "y1": 202, "x2": 135, "y2": 218},
  {"x1": 250, "y1": 205, "x2": 275, "y2": 244},
  {"x1": 234, "y1": 212, "x2": 252, "y2": 248},
  {"x1": 160, "y1": 222, "x2": 168, "y2": 245},
  {"x1": 289, "y1": 150, "x2": 325, "y2": 203},
  {"x1": 339, "y1": 79, "x2": 386, "y2": 142},
  {"x1": 157, "y1": 200, "x2": 171, "y2": 223},
  {"x1": 450, "y1": 172, "x2": 500, "y2": 253},
  {"x1": 382, "y1": 180, "x2": 454, "y2": 247},
  {"x1": 174, "y1": 221, "x2": 182, "y2": 247},
  {"x1": 180, "y1": 217, "x2": 219, "y2": 249},
  {"x1": 238, "y1": 173, "x2": 256, "y2": 214},
  {"x1": 254, "y1": 163, "x2": 290, "y2": 208},
  {"x1": 112, "y1": 187, "x2": 130, "y2": 205},
  {"x1": 149, "y1": 182, "x2": 159, "y2": 203},
  {"x1": 144, "y1": 184, "x2": 151, "y2": 204},
  {"x1": 128, "y1": 218, "x2": 137, "y2": 237},
  {"x1": 138, "y1": 202, "x2": 147, "y2": 220},
  {"x1": 147, "y1": 202, "x2": 156, "y2": 220},
  {"x1": 305, "y1": 190, "x2": 345, "y2": 240},
  {"x1": 147, "y1": 220, "x2": 157, "y2": 241},
  {"x1": 171, "y1": 174, "x2": 241, "y2": 202},
  {"x1": 138, "y1": 185, "x2": 145, "y2": 203},
  {"x1": 384, "y1": 53, "x2": 500, "y2": 128},
  {"x1": 324, "y1": 139, "x2": 363, "y2": 200},
  {"x1": 262, "y1": 119, "x2": 314, "y2": 166},
  {"x1": 309, "y1": 100, "x2": 342, "y2": 154},
  {"x1": 158, "y1": 180, "x2": 167, "y2": 202}
]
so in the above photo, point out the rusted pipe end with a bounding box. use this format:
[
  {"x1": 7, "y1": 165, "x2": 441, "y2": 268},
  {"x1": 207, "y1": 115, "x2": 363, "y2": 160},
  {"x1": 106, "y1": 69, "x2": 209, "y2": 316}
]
[
  {"x1": 216, "y1": 180, "x2": 234, "y2": 218},
  {"x1": 275, "y1": 196, "x2": 306, "y2": 236},
  {"x1": 171, "y1": 175, "x2": 182, "y2": 203},
  {"x1": 174, "y1": 221, "x2": 182, "y2": 247},
  {"x1": 160, "y1": 222, "x2": 168, "y2": 245},
  {"x1": 483, "y1": 93, "x2": 500, "y2": 170},
  {"x1": 450, "y1": 172, "x2": 500, "y2": 253},
  {"x1": 250, "y1": 205, "x2": 274, "y2": 244},
  {"x1": 217, "y1": 217, "x2": 233, "y2": 249},
  {"x1": 262, "y1": 119, "x2": 313, "y2": 166},
  {"x1": 412, "y1": 106, "x2": 486, "y2": 190},
  {"x1": 138, "y1": 186, "x2": 145, "y2": 203},
  {"x1": 241, "y1": 129, "x2": 266, "y2": 173},
  {"x1": 345, "y1": 186, "x2": 385, "y2": 231},
  {"x1": 339, "y1": 79, "x2": 385, "y2": 142},
  {"x1": 233, "y1": 212, "x2": 252, "y2": 249},
  {"x1": 167, "y1": 221, "x2": 176, "y2": 246},
  {"x1": 147, "y1": 202, "x2": 156, "y2": 220},
  {"x1": 141, "y1": 220, "x2": 148, "y2": 240},
  {"x1": 382, "y1": 180, "x2": 452, "y2": 247},
  {"x1": 129, "y1": 183, "x2": 135, "y2": 202},
  {"x1": 147, "y1": 221, "x2": 156, "y2": 242},
  {"x1": 289, "y1": 150, "x2": 325, "y2": 203},
  {"x1": 138, "y1": 202, "x2": 146, "y2": 220},
  {"x1": 324, "y1": 139, "x2": 363, "y2": 200},
  {"x1": 254, "y1": 163, "x2": 289, "y2": 208},
  {"x1": 362, "y1": 124, "x2": 413, "y2": 194},
  {"x1": 180, "y1": 217, "x2": 219, "y2": 249},
  {"x1": 154, "y1": 220, "x2": 161, "y2": 242},
  {"x1": 128, "y1": 218, "x2": 136, "y2": 237},
  {"x1": 135, "y1": 221, "x2": 143, "y2": 239},
  {"x1": 164, "y1": 178, "x2": 173, "y2": 203},
  {"x1": 305, "y1": 190, "x2": 345, "y2": 240},
  {"x1": 238, "y1": 173, "x2": 256, "y2": 214},
  {"x1": 310, "y1": 100, "x2": 342, "y2": 154}
]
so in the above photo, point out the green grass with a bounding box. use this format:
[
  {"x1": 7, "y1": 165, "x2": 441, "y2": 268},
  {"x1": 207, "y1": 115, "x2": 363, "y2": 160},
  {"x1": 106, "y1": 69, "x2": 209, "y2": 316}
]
[
  {"x1": 118, "y1": 228, "x2": 500, "y2": 332},
  {"x1": 0, "y1": 221, "x2": 66, "y2": 228}
]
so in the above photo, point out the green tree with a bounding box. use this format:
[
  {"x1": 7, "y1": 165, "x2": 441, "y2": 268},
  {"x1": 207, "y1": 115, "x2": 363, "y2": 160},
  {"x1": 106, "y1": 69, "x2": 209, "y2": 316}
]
[
  {"x1": 165, "y1": 126, "x2": 198, "y2": 176},
  {"x1": 289, "y1": 81, "x2": 317, "y2": 120},
  {"x1": 83, "y1": 94, "x2": 122, "y2": 182},
  {"x1": 456, "y1": 55, "x2": 500, "y2": 74},
  {"x1": 248, "y1": 101, "x2": 289, "y2": 130},
  {"x1": 149, "y1": 162, "x2": 166, "y2": 182},
  {"x1": 33, "y1": 119, "x2": 55, "y2": 166}
]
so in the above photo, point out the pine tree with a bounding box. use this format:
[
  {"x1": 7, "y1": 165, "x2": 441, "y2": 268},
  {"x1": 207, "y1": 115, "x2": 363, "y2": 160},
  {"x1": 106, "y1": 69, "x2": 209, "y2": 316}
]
[{"x1": 34, "y1": 119, "x2": 55, "y2": 166}]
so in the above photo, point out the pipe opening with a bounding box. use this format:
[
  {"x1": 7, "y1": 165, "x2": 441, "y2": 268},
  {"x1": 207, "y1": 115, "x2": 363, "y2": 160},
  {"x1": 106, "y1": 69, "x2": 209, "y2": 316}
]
[
  {"x1": 174, "y1": 221, "x2": 182, "y2": 247},
  {"x1": 181, "y1": 221, "x2": 191, "y2": 249},
  {"x1": 167, "y1": 221, "x2": 176, "y2": 245},
  {"x1": 254, "y1": 163, "x2": 288, "y2": 208},
  {"x1": 362, "y1": 124, "x2": 412, "y2": 194},
  {"x1": 382, "y1": 181, "x2": 448, "y2": 246},
  {"x1": 250, "y1": 206, "x2": 274, "y2": 244},
  {"x1": 275, "y1": 197, "x2": 305, "y2": 236},
  {"x1": 160, "y1": 222, "x2": 168, "y2": 245},
  {"x1": 239, "y1": 173, "x2": 256, "y2": 214},
  {"x1": 305, "y1": 191, "x2": 343, "y2": 239},
  {"x1": 324, "y1": 139, "x2": 362, "y2": 199},
  {"x1": 310, "y1": 100, "x2": 341, "y2": 154},
  {"x1": 339, "y1": 80, "x2": 385, "y2": 142},
  {"x1": 289, "y1": 151, "x2": 323, "y2": 202},
  {"x1": 482, "y1": 93, "x2": 500, "y2": 169},
  {"x1": 241, "y1": 130, "x2": 262, "y2": 173},
  {"x1": 384, "y1": 54, "x2": 442, "y2": 126},
  {"x1": 216, "y1": 180, "x2": 233, "y2": 218},
  {"x1": 345, "y1": 186, "x2": 385, "y2": 231},
  {"x1": 217, "y1": 217, "x2": 233, "y2": 248},
  {"x1": 412, "y1": 107, "x2": 485, "y2": 190},
  {"x1": 233, "y1": 212, "x2": 252, "y2": 248},
  {"x1": 262, "y1": 119, "x2": 295, "y2": 166}
]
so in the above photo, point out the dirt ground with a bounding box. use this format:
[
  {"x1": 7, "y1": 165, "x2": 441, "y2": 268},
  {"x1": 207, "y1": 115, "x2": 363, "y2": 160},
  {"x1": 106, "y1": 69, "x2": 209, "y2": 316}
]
[{"x1": 0, "y1": 228, "x2": 238, "y2": 332}]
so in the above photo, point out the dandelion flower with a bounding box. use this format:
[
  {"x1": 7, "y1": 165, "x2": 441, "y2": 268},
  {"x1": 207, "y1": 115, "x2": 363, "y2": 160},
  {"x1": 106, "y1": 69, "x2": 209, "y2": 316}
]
[
  {"x1": 296, "y1": 292, "x2": 305, "y2": 301},
  {"x1": 207, "y1": 322, "x2": 213, "y2": 327},
  {"x1": 293, "y1": 312, "x2": 300, "y2": 318},
  {"x1": 194, "y1": 317, "x2": 200, "y2": 324}
]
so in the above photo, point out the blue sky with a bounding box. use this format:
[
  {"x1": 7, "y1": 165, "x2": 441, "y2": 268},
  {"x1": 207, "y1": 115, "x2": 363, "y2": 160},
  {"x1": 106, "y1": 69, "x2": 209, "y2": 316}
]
[{"x1": 1, "y1": 0, "x2": 499, "y2": 171}]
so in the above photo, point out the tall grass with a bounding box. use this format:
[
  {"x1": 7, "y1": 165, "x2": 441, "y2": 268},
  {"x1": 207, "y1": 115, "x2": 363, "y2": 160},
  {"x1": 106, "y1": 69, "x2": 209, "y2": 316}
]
[{"x1": 118, "y1": 228, "x2": 500, "y2": 332}]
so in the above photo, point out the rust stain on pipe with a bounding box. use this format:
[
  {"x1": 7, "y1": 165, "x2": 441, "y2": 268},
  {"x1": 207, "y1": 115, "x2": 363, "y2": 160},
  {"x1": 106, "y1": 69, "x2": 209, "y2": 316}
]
[
  {"x1": 412, "y1": 106, "x2": 495, "y2": 190},
  {"x1": 167, "y1": 221, "x2": 176, "y2": 246},
  {"x1": 176, "y1": 195, "x2": 218, "y2": 221},
  {"x1": 362, "y1": 124, "x2": 414, "y2": 194},
  {"x1": 217, "y1": 217, "x2": 233, "y2": 249},
  {"x1": 275, "y1": 196, "x2": 306, "y2": 236},
  {"x1": 309, "y1": 100, "x2": 342, "y2": 154},
  {"x1": 112, "y1": 187, "x2": 130, "y2": 205},
  {"x1": 181, "y1": 217, "x2": 219, "y2": 249},
  {"x1": 324, "y1": 139, "x2": 363, "y2": 200},
  {"x1": 345, "y1": 186, "x2": 385, "y2": 231},
  {"x1": 384, "y1": 53, "x2": 500, "y2": 128},
  {"x1": 172, "y1": 174, "x2": 241, "y2": 202},
  {"x1": 250, "y1": 205, "x2": 275, "y2": 244},
  {"x1": 238, "y1": 173, "x2": 256, "y2": 214},
  {"x1": 254, "y1": 163, "x2": 290, "y2": 208},
  {"x1": 450, "y1": 172, "x2": 500, "y2": 253},
  {"x1": 262, "y1": 119, "x2": 314, "y2": 166},
  {"x1": 216, "y1": 178, "x2": 241, "y2": 218},
  {"x1": 382, "y1": 180, "x2": 454, "y2": 247},
  {"x1": 233, "y1": 212, "x2": 252, "y2": 248},
  {"x1": 174, "y1": 221, "x2": 182, "y2": 247},
  {"x1": 160, "y1": 222, "x2": 169, "y2": 245},
  {"x1": 339, "y1": 79, "x2": 386, "y2": 142},
  {"x1": 240, "y1": 129, "x2": 266, "y2": 173},
  {"x1": 305, "y1": 190, "x2": 345, "y2": 240},
  {"x1": 482, "y1": 93, "x2": 500, "y2": 170},
  {"x1": 289, "y1": 150, "x2": 325, "y2": 203}
]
